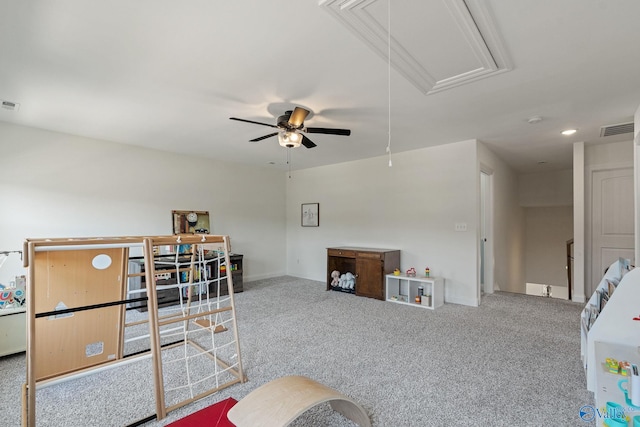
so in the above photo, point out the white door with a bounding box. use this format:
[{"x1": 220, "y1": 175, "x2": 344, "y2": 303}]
[{"x1": 589, "y1": 167, "x2": 634, "y2": 295}]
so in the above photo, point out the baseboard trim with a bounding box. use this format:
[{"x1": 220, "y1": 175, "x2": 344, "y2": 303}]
[{"x1": 445, "y1": 295, "x2": 479, "y2": 307}]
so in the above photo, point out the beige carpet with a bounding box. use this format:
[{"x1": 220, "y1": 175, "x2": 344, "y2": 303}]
[{"x1": 0, "y1": 276, "x2": 594, "y2": 426}]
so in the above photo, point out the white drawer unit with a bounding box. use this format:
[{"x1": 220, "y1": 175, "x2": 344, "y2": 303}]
[{"x1": 385, "y1": 274, "x2": 444, "y2": 310}]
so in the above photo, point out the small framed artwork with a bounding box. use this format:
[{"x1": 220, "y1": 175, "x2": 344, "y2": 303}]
[
  {"x1": 301, "y1": 203, "x2": 319, "y2": 227},
  {"x1": 172, "y1": 210, "x2": 210, "y2": 234}
]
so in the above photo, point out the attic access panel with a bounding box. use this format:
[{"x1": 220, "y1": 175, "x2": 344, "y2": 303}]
[{"x1": 319, "y1": 0, "x2": 512, "y2": 94}]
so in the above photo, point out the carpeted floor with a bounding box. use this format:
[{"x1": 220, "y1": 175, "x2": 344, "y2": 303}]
[{"x1": 0, "y1": 276, "x2": 594, "y2": 426}]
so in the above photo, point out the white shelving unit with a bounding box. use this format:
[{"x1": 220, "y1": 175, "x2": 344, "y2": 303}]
[
  {"x1": 0, "y1": 307, "x2": 26, "y2": 356},
  {"x1": 385, "y1": 274, "x2": 444, "y2": 310}
]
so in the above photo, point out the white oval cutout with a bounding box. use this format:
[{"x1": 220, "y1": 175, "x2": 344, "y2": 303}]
[{"x1": 92, "y1": 254, "x2": 112, "y2": 270}]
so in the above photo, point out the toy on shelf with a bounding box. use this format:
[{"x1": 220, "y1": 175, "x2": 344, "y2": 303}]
[
  {"x1": 393, "y1": 269, "x2": 401, "y2": 276},
  {"x1": 333, "y1": 271, "x2": 356, "y2": 292},
  {"x1": 345, "y1": 272, "x2": 355, "y2": 289},
  {"x1": 605, "y1": 358, "x2": 633, "y2": 376},
  {"x1": 425, "y1": 267, "x2": 430, "y2": 277},
  {"x1": 406, "y1": 267, "x2": 416, "y2": 277},
  {"x1": 606, "y1": 358, "x2": 620, "y2": 374},
  {"x1": 331, "y1": 270, "x2": 340, "y2": 287}
]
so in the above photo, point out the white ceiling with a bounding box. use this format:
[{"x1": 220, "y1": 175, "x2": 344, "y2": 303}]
[{"x1": 1, "y1": 0, "x2": 639, "y2": 173}]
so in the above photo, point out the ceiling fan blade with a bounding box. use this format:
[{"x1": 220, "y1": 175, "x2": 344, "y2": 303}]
[
  {"x1": 230, "y1": 117, "x2": 278, "y2": 129},
  {"x1": 305, "y1": 127, "x2": 351, "y2": 136},
  {"x1": 288, "y1": 107, "x2": 311, "y2": 128},
  {"x1": 250, "y1": 132, "x2": 278, "y2": 142},
  {"x1": 301, "y1": 134, "x2": 317, "y2": 149}
]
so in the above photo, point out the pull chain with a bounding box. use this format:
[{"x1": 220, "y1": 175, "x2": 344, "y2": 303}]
[{"x1": 387, "y1": 0, "x2": 392, "y2": 167}]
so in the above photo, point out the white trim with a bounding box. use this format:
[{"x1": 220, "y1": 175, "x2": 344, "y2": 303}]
[
  {"x1": 573, "y1": 142, "x2": 586, "y2": 303},
  {"x1": 479, "y1": 165, "x2": 495, "y2": 299},
  {"x1": 445, "y1": 294, "x2": 480, "y2": 307}
]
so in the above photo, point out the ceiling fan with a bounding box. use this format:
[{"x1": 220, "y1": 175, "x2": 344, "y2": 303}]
[{"x1": 229, "y1": 106, "x2": 351, "y2": 148}]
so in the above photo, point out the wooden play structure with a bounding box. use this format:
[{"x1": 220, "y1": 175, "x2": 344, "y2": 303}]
[
  {"x1": 227, "y1": 375, "x2": 371, "y2": 427},
  {"x1": 22, "y1": 234, "x2": 246, "y2": 426}
]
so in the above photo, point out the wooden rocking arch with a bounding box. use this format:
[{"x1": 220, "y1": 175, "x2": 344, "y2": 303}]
[{"x1": 227, "y1": 375, "x2": 371, "y2": 427}]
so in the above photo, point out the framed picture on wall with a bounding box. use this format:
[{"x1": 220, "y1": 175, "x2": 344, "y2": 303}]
[
  {"x1": 172, "y1": 210, "x2": 210, "y2": 234},
  {"x1": 301, "y1": 203, "x2": 319, "y2": 227}
]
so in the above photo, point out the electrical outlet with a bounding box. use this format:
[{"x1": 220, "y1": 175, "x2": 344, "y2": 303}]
[{"x1": 454, "y1": 223, "x2": 467, "y2": 232}]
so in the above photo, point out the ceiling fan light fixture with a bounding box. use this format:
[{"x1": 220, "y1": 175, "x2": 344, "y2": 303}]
[{"x1": 278, "y1": 131, "x2": 302, "y2": 148}]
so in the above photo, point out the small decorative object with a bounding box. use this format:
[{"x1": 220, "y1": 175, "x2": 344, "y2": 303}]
[
  {"x1": 186, "y1": 211, "x2": 198, "y2": 225},
  {"x1": 406, "y1": 267, "x2": 416, "y2": 277},
  {"x1": 418, "y1": 286, "x2": 424, "y2": 296},
  {"x1": 425, "y1": 267, "x2": 430, "y2": 277},
  {"x1": 331, "y1": 270, "x2": 340, "y2": 287},
  {"x1": 345, "y1": 272, "x2": 356, "y2": 289},
  {"x1": 421, "y1": 295, "x2": 432, "y2": 306},
  {"x1": 393, "y1": 268, "x2": 401, "y2": 276},
  {"x1": 172, "y1": 210, "x2": 210, "y2": 234},
  {"x1": 301, "y1": 203, "x2": 319, "y2": 227},
  {"x1": 415, "y1": 295, "x2": 421, "y2": 303},
  {"x1": 338, "y1": 274, "x2": 346, "y2": 288}
]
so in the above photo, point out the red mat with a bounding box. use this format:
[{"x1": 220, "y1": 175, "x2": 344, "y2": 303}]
[{"x1": 166, "y1": 397, "x2": 238, "y2": 427}]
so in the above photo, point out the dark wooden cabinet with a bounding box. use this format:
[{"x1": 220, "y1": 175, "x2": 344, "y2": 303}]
[
  {"x1": 326, "y1": 247, "x2": 400, "y2": 300},
  {"x1": 128, "y1": 253, "x2": 243, "y2": 311}
]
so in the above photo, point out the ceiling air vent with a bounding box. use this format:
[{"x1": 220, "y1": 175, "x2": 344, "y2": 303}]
[
  {"x1": 1, "y1": 100, "x2": 20, "y2": 111},
  {"x1": 600, "y1": 121, "x2": 634, "y2": 137}
]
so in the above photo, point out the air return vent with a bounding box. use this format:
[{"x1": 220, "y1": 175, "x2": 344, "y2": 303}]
[
  {"x1": 1, "y1": 100, "x2": 20, "y2": 111},
  {"x1": 600, "y1": 122, "x2": 634, "y2": 137}
]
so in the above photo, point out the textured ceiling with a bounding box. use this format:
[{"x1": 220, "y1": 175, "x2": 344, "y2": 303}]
[{"x1": 0, "y1": 0, "x2": 639, "y2": 173}]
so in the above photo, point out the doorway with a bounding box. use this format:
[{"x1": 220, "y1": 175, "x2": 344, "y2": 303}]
[{"x1": 480, "y1": 168, "x2": 494, "y2": 299}]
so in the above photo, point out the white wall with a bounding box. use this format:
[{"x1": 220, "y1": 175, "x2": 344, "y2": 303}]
[
  {"x1": 0, "y1": 122, "x2": 286, "y2": 283},
  {"x1": 285, "y1": 140, "x2": 480, "y2": 306},
  {"x1": 519, "y1": 169, "x2": 573, "y2": 207},
  {"x1": 585, "y1": 140, "x2": 634, "y2": 166},
  {"x1": 477, "y1": 143, "x2": 526, "y2": 294}
]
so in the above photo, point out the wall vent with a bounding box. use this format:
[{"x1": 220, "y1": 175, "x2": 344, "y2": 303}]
[
  {"x1": 1, "y1": 100, "x2": 20, "y2": 111},
  {"x1": 600, "y1": 121, "x2": 634, "y2": 137}
]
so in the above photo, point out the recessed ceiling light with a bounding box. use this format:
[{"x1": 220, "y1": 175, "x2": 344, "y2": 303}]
[
  {"x1": 527, "y1": 116, "x2": 543, "y2": 124},
  {"x1": 561, "y1": 129, "x2": 577, "y2": 136}
]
